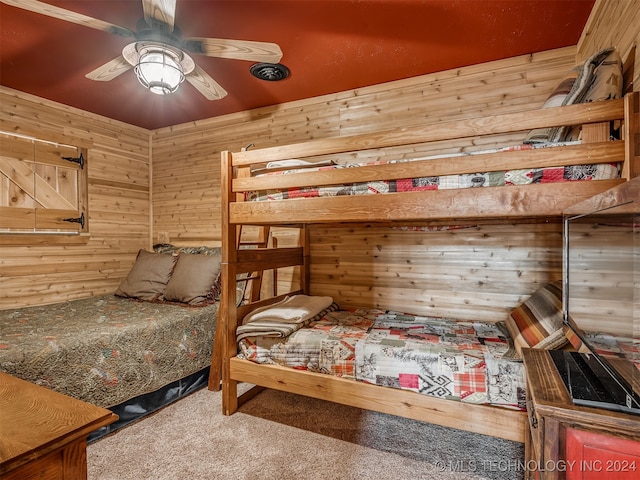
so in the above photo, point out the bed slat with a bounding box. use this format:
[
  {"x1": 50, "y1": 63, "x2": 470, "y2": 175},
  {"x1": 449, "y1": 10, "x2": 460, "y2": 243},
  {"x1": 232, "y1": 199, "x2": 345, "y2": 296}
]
[
  {"x1": 229, "y1": 180, "x2": 624, "y2": 224},
  {"x1": 234, "y1": 141, "x2": 624, "y2": 192},
  {"x1": 231, "y1": 99, "x2": 624, "y2": 167},
  {"x1": 230, "y1": 357, "x2": 527, "y2": 443}
]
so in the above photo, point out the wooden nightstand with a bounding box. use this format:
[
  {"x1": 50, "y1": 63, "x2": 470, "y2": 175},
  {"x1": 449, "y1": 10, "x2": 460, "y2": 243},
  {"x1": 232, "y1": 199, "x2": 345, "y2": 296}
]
[
  {"x1": 522, "y1": 349, "x2": 640, "y2": 480},
  {"x1": 0, "y1": 372, "x2": 117, "y2": 480}
]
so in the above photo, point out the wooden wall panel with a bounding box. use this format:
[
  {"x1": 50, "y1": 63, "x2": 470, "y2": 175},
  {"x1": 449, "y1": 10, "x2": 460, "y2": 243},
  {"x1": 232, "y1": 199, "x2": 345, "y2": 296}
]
[
  {"x1": 0, "y1": 87, "x2": 151, "y2": 309},
  {"x1": 577, "y1": 0, "x2": 640, "y2": 94},
  {"x1": 307, "y1": 223, "x2": 563, "y2": 322}
]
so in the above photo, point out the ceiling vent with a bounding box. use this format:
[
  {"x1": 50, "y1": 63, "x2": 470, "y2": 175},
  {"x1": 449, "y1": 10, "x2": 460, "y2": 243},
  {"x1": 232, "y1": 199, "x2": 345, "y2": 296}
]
[{"x1": 250, "y1": 63, "x2": 290, "y2": 81}]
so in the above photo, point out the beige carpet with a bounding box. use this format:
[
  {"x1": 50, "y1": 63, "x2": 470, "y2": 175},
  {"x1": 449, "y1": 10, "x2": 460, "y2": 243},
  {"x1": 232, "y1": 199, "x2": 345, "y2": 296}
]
[{"x1": 88, "y1": 386, "x2": 524, "y2": 480}]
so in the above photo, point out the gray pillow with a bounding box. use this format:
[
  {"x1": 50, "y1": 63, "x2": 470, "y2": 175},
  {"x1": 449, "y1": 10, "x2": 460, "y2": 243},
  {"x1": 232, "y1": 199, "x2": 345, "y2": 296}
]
[
  {"x1": 163, "y1": 253, "x2": 222, "y2": 305},
  {"x1": 115, "y1": 249, "x2": 177, "y2": 301}
]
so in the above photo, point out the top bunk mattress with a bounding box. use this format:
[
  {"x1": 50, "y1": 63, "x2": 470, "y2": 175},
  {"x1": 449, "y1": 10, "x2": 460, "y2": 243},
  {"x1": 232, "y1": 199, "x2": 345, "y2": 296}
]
[
  {"x1": 246, "y1": 142, "x2": 621, "y2": 202},
  {"x1": 0, "y1": 294, "x2": 219, "y2": 407}
]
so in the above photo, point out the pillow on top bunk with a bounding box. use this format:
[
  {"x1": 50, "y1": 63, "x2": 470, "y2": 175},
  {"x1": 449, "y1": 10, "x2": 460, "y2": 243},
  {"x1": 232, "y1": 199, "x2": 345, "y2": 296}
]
[
  {"x1": 115, "y1": 249, "x2": 177, "y2": 301},
  {"x1": 522, "y1": 66, "x2": 580, "y2": 144},
  {"x1": 504, "y1": 280, "x2": 567, "y2": 358},
  {"x1": 523, "y1": 47, "x2": 623, "y2": 144},
  {"x1": 163, "y1": 252, "x2": 222, "y2": 305}
]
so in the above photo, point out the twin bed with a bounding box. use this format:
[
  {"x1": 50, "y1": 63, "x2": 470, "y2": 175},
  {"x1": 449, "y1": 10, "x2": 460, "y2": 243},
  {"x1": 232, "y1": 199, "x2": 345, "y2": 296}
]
[
  {"x1": 0, "y1": 245, "x2": 222, "y2": 440},
  {"x1": 212, "y1": 79, "x2": 639, "y2": 444}
]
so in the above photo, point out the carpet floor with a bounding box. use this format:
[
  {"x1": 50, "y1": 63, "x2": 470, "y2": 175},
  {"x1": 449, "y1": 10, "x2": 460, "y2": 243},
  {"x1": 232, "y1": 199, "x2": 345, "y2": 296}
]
[{"x1": 87, "y1": 386, "x2": 525, "y2": 480}]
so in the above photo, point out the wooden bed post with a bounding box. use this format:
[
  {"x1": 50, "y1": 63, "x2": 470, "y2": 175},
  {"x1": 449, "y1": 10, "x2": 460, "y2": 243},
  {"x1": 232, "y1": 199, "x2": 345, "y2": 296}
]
[
  {"x1": 300, "y1": 225, "x2": 310, "y2": 295},
  {"x1": 209, "y1": 150, "x2": 236, "y2": 394},
  {"x1": 622, "y1": 91, "x2": 640, "y2": 180}
]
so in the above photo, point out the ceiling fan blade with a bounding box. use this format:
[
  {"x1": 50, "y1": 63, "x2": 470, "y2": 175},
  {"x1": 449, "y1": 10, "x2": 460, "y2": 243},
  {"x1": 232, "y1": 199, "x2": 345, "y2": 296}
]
[
  {"x1": 184, "y1": 38, "x2": 283, "y2": 63},
  {"x1": 142, "y1": 0, "x2": 176, "y2": 32},
  {"x1": 86, "y1": 56, "x2": 132, "y2": 81},
  {"x1": 186, "y1": 65, "x2": 228, "y2": 101},
  {"x1": 1, "y1": 0, "x2": 133, "y2": 37}
]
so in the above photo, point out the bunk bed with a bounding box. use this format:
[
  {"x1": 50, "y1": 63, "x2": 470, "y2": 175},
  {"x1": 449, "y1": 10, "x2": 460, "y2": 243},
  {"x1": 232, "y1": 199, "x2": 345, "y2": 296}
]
[{"x1": 212, "y1": 91, "x2": 640, "y2": 444}]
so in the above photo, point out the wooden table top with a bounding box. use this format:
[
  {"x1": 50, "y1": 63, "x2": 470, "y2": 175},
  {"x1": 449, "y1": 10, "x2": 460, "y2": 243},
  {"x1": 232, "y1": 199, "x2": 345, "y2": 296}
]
[
  {"x1": 522, "y1": 348, "x2": 640, "y2": 438},
  {"x1": 0, "y1": 372, "x2": 117, "y2": 474}
]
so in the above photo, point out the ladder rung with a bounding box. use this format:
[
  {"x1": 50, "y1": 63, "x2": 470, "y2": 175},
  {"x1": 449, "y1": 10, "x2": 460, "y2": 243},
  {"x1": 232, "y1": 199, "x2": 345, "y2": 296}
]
[{"x1": 238, "y1": 275, "x2": 260, "y2": 281}]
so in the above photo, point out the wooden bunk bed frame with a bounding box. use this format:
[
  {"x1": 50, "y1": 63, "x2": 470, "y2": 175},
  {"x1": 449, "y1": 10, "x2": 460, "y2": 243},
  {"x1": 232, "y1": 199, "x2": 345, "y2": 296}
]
[{"x1": 211, "y1": 93, "x2": 640, "y2": 444}]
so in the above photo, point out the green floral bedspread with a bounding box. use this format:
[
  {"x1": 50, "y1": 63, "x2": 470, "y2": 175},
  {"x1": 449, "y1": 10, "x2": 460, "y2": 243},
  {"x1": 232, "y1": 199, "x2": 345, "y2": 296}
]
[{"x1": 0, "y1": 294, "x2": 218, "y2": 407}]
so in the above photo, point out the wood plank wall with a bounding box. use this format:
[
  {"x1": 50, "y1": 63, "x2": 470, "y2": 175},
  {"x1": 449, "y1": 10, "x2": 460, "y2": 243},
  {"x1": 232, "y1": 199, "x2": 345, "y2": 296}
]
[
  {"x1": 0, "y1": 88, "x2": 151, "y2": 308},
  {"x1": 308, "y1": 223, "x2": 564, "y2": 322},
  {"x1": 577, "y1": 0, "x2": 640, "y2": 93}
]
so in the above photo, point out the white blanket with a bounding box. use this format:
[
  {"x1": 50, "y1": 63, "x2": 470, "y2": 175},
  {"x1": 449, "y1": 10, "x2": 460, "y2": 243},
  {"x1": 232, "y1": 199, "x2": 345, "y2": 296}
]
[
  {"x1": 237, "y1": 295, "x2": 334, "y2": 342},
  {"x1": 243, "y1": 295, "x2": 333, "y2": 324}
]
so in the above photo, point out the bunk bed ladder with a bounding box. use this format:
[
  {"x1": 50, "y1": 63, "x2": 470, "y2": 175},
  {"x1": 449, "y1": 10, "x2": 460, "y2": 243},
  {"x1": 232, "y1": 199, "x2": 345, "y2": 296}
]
[{"x1": 237, "y1": 225, "x2": 275, "y2": 302}]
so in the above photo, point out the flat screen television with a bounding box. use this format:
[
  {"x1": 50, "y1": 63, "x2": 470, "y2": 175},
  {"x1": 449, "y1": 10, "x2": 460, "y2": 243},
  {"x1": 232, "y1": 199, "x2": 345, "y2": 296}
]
[{"x1": 552, "y1": 199, "x2": 640, "y2": 415}]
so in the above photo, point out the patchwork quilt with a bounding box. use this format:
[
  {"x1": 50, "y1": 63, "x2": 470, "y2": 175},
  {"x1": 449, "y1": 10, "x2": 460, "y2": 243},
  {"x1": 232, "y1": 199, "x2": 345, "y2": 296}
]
[
  {"x1": 239, "y1": 308, "x2": 527, "y2": 409},
  {"x1": 246, "y1": 142, "x2": 620, "y2": 202}
]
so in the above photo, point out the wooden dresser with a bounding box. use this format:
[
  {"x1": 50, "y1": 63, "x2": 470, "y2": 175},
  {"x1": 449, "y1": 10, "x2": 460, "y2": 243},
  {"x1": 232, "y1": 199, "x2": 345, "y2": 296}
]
[
  {"x1": 0, "y1": 372, "x2": 117, "y2": 480},
  {"x1": 522, "y1": 349, "x2": 640, "y2": 480}
]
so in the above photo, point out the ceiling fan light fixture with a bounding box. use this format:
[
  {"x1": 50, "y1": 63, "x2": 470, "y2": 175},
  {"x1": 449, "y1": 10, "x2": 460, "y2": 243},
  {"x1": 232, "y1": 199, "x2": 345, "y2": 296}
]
[{"x1": 134, "y1": 47, "x2": 185, "y2": 95}]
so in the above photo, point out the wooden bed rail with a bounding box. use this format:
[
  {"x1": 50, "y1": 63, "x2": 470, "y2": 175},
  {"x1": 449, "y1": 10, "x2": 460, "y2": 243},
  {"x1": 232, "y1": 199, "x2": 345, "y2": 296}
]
[
  {"x1": 233, "y1": 141, "x2": 623, "y2": 193},
  {"x1": 623, "y1": 90, "x2": 640, "y2": 179},
  {"x1": 230, "y1": 97, "x2": 625, "y2": 167}
]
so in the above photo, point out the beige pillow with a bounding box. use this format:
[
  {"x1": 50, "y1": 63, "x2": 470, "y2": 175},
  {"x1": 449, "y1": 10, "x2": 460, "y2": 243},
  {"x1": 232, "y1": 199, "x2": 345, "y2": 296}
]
[
  {"x1": 163, "y1": 253, "x2": 222, "y2": 305},
  {"x1": 523, "y1": 65, "x2": 579, "y2": 144},
  {"x1": 115, "y1": 249, "x2": 177, "y2": 301}
]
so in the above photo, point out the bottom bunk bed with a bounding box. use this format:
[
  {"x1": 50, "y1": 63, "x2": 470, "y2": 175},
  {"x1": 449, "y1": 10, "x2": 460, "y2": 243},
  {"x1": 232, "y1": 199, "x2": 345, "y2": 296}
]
[
  {"x1": 219, "y1": 281, "x2": 569, "y2": 443},
  {"x1": 222, "y1": 284, "x2": 640, "y2": 444},
  {"x1": 0, "y1": 245, "x2": 222, "y2": 441},
  {"x1": 231, "y1": 298, "x2": 529, "y2": 442}
]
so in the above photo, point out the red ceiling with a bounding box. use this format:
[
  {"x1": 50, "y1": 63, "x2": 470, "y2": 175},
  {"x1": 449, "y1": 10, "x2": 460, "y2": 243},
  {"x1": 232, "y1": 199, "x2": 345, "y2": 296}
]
[{"x1": 0, "y1": 0, "x2": 595, "y2": 130}]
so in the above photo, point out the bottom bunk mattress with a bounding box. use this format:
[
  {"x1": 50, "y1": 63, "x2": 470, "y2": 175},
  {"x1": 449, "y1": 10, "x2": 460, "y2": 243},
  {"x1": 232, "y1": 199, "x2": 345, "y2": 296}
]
[
  {"x1": 0, "y1": 294, "x2": 218, "y2": 408},
  {"x1": 238, "y1": 307, "x2": 526, "y2": 409}
]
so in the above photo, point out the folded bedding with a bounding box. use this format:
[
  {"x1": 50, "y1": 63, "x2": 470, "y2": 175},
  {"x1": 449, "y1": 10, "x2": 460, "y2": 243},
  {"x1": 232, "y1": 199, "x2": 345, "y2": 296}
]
[
  {"x1": 236, "y1": 294, "x2": 338, "y2": 342},
  {"x1": 246, "y1": 142, "x2": 620, "y2": 202},
  {"x1": 0, "y1": 294, "x2": 218, "y2": 408},
  {"x1": 238, "y1": 303, "x2": 527, "y2": 409}
]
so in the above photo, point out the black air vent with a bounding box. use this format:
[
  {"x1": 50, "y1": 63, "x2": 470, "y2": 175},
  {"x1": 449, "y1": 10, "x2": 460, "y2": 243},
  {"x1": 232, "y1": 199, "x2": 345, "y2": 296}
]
[{"x1": 249, "y1": 63, "x2": 290, "y2": 81}]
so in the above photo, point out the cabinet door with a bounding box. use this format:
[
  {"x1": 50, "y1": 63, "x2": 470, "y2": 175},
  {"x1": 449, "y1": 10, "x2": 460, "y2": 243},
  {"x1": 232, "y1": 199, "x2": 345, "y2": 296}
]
[
  {"x1": 565, "y1": 428, "x2": 640, "y2": 480},
  {"x1": 0, "y1": 134, "x2": 87, "y2": 234}
]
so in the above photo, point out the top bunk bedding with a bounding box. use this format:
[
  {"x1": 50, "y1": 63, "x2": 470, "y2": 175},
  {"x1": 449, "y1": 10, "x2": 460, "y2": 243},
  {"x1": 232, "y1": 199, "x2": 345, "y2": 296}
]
[
  {"x1": 224, "y1": 97, "x2": 633, "y2": 224},
  {"x1": 246, "y1": 141, "x2": 621, "y2": 202},
  {"x1": 224, "y1": 48, "x2": 639, "y2": 224}
]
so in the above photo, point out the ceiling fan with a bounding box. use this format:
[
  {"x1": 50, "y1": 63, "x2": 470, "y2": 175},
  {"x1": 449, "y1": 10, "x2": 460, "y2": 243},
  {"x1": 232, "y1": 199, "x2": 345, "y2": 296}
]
[{"x1": 1, "y1": 0, "x2": 284, "y2": 99}]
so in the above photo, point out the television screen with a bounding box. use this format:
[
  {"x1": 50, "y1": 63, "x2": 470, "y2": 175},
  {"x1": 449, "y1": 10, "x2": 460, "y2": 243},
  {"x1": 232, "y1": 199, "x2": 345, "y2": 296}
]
[{"x1": 557, "y1": 201, "x2": 640, "y2": 415}]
